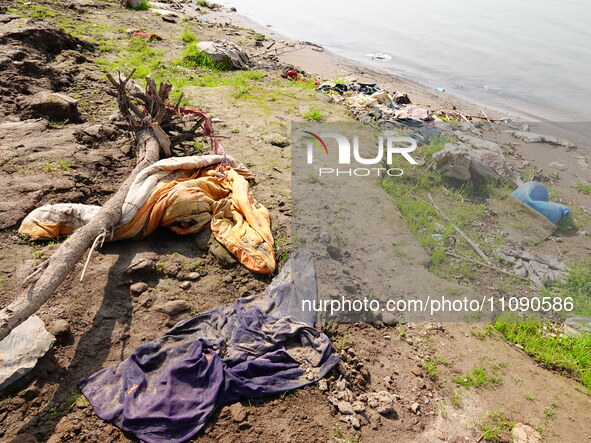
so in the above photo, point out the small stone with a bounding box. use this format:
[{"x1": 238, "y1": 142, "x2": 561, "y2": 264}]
[
  {"x1": 383, "y1": 335, "x2": 391, "y2": 340},
  {"x1": 336, "y1": 401, "x2": 355, "y2": 415},
  {"x1": 512, "y1": 423, "x2": 543, "y2": 443},
  {"x1": 130, "y1": 282, "x2": 148, "y2": 295},
  {"x1": 318, "y1": 379, "x2": 328, "y2": 392},
  {"x1": 49, "y1": 319, "x2": 70, "y2": 336},
  {"x1": 549, "y1": 161, "x2": 567, "y2": 171},
  {"x1": 423, "y1": 396, "x2": 430, "y2": 404},
  {"x1": 223, "y1": 274, "x2": 233, "y2": 283},
  {"x1": 410, "y1": 402, "x2": 420, "y2": 414},
  {"x1": 264, "y1": 133, "x2": 290, "y2": 148},
  {"x1": 210, "y1": 240, "x2": 237, "y2": 268},
  {"x1": 228, "y1": 403, "x2": 248, "y2": 422},
  {"x1": 188, "y1": 272, "x2": 201, "y2": 281},
  {"x1": 434, "y1": 429, "x2": 445, "y2": 440},
  {"x1": 327, "y1": 245, "x2": 342, "y2": 260},
  {"x1": 352, "y1": 401, "x2": 365, "y2": 413},
  {"x1": 126, "y1": 253, "x2": 158, "y2": 274},
  {"x1": 138, "y1": 293, "x2": 154, "y2": 308},
  {"x1": 162, "y1": 300, "x2": 191, "y2": 317},
  {"x1": 180, "y1": 281, "x2": 191, "y2": 290}
]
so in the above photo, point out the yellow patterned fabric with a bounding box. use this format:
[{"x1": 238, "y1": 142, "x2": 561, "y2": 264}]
[{"x1": 18, "y1": 155, "x2": 275, "y2": 274}]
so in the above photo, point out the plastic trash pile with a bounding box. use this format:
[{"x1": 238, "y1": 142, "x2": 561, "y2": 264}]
[
  {"x1": 316, "y1": 82, "x2": 431, "y2": 123},
  {"x1": 78, "y1": 252, "x2": 338, "y2": 443},
  {"x1": 19, "y1": 155, "x2": 276, "y2": 274}
]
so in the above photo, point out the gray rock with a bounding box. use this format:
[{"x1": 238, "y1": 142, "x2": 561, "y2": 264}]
[
  {"x1": 180, "y1": 281, "x2": 191, "y2": 290},
  {"x1": 188, "y1": 272, "x2": 201, "y2": 281},
  {"x1": 210, "y1": 240, "x2": 237, "y2": 268},
  {"x1": 336, "y1": 401, "x2": 355, "y2": 415},
  {"x1": 21, "y1": 90, "x2": 80, "y2": 122},
  {"x1": 49, "y1": 319, "x2": 70, "y2": 336},
  {"x1": 352, "y1": 401, "x2": 365, "y2": 413},
  {"x1": 130, "y1": 282, "x2": 148, "y2": 295},
  {"x1": 549, "y1": 161, "x2": 567, "y2": 171},
  {"x1": 264, "y1": 133, "x2": 290, "y2": 148},
  {"x1": 512, "y1": 423, "x2": 543, "y2": 443},
  {"x1": 367, "y1": 391, "x2": 395, "y2": 415},
  {"x1": 162, "y1": 300, "x2": 191, "y2": 317},
  {"x1": 327, "y1": 245, "x2": 342, "y2": 260},
  {"x1": 126, "y1": 253, "x2": 158, "y2": 274}
]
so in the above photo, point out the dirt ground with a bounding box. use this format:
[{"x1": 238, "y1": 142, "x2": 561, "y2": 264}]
[{"x1": 1, "y1": 1, "x2": 590, "y2": 442}]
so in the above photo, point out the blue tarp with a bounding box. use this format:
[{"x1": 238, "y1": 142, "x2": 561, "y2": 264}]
[{"x1": 78, "y1": 252, "x2": 338, "y2": 443}]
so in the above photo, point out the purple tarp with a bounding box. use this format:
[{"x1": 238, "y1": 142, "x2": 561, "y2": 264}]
[{"x1": 78, "y1": 252, "x2": 338, "y2": 443}]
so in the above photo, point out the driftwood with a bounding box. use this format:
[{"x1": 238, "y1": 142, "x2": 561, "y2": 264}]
[{"x1": 0, "y1": 71, "x2": 214, "y2": 341}]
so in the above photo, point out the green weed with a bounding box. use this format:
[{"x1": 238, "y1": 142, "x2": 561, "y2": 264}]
[
  {"x1": 455, "y1": 366, "x2": 502, "y2": 388},
  {"x1": 478, "y1": 409, "x2": 514, "y2": 442},
  {"x1": 301, "y1": 107, "x2": 324, "y2": 121}
]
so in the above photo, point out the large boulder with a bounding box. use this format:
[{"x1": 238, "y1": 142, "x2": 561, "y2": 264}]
[
  {"x1": 196, "y1": 40, "x2": 249, "y2": 69},
  {"x1": 20, "y1": 90, "x2": 80, "y2": 122}
]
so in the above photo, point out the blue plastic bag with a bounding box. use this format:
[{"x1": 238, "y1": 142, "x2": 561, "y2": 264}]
[{"x1": 511, "y1": 181, "x2": 571, "y2": 225}]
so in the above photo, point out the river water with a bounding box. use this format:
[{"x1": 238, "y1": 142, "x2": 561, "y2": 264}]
[{"x1": 224, "y1": 0, "x2": 591, "y2": 123}]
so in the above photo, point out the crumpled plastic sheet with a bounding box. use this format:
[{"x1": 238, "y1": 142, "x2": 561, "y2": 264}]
[
  {"x1": 0, "y1": 316, "x2": 55, "y2": 391},
  {"x1": 78, "y1": 252, "x2": 339, "y2": 443}
]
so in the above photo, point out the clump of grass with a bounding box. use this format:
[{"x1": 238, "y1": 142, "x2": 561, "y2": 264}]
[
  {"x1": 196, "y1": 0, "x2": 212, "y2": 7},
  {"x1": 494, "y1": 322, "x2": 591, "y2": 390},
  {"x1": 302, "y1": 107, "x2": 324, "y2": 121},
  {"x1": 478, "y1": 410, "x2": 514, "y2": 442},
  {"x1": 273, "y1": 235, "x2": 290, "y2": 265},
  {"x1": 126, "y1": 0, "x2": 150, "y2": 11},
  {"x1": 181, "y1": 28, "x2": 197, "y2": 43},
  {"x1": 423, "y1": 357, "x2": 438, "y2": 379},
  {"x1": 182, "y1": 41, "x2": 220, "y2": 69},
  {"x1": 104, "y1": 38, "x2": 164, "y2": 79},
  {"x1": 576, "y1": 183, "x2": 591, "y2": 195},
  {"x1": 455, "y1": 366, "x2": 502, "y2": 388}
]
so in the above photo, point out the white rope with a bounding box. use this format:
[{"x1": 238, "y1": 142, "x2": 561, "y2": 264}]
[{"x1": 80, "y1": 231, "x2": 107, "y2": 282}]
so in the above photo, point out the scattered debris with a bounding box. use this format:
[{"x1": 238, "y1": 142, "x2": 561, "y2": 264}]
[{"x1": 497, "y1": 246, "x2": 569, "y2": 288}]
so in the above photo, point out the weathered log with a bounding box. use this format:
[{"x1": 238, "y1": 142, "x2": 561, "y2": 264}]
[{"x1": 0, "y1": 72, "x2": 210, "y2": 341}]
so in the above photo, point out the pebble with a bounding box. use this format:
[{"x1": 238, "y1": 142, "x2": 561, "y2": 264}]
[
  {"x1": 180, "y1": 281, "x2": 191, "y2": 290},
  {"x1": 162, "y1": 300, "x2": 191, "y2": 317},
  {"x1": 49, "y1": 319, "x2": 70, "y2": 336},
  {"x1": 336, "y1": 401, "x2": 355, "y2": 415},
  {"x1": 188, "y1": 272, "x2": 201, "y2": 281},
  {"x1": 130, "y1": 282, "x2": 148, "y2": 295},
  {"x1": 410, "y1": 402, "x2": 420, "y2": 414},
  {"x1": 318, "y1": 379, "x2": 328, "y2": 391}
]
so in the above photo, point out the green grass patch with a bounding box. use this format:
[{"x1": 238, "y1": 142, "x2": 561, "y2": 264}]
[
  {"x1": 455, "y1": 366, "x2": 503, "y2": 388},
  {"x1": 301, "y1": 107, "x2": 324, "y2": 121},
  {"x1": 494, "y1": 322, "x2": 591, "y2": 390},
  {"x1": 478, "y1": 409, "x2": 514, "y2": 442},
  {"x1": 576, "y1": 183, "x2": 591, "y2": 195},
  {"x1": 181, "y1": 27, "x2": 198, "y2": 43}
]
